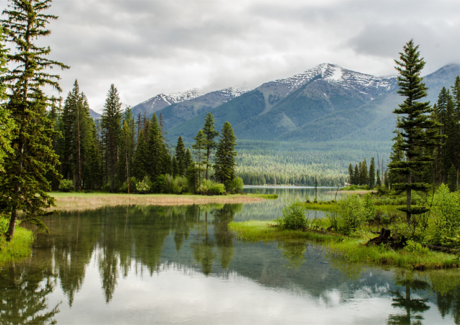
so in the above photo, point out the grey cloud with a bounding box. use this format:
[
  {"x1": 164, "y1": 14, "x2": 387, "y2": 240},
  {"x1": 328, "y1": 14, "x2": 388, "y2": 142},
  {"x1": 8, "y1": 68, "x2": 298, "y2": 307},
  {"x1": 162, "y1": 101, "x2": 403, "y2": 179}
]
[{"x1": 2, "y1": 0, "x2": 460, "y2": 110}]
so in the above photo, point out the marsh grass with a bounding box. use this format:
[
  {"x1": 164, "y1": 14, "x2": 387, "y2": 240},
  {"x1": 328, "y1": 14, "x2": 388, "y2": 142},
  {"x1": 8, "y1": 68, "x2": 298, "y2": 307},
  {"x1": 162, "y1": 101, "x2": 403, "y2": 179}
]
[
  {"x1": 0, "y1": 227, "x2": 34, "y2": 263},
  {"x1": 229, "y1": 221, "x2": 460, "y2": 270},
  {"x1": 247, "y1": 194, "x2": 279, "y2": 199},
  {"x1": 50, "y1": 192, "x2": 264, "y2": 212}
]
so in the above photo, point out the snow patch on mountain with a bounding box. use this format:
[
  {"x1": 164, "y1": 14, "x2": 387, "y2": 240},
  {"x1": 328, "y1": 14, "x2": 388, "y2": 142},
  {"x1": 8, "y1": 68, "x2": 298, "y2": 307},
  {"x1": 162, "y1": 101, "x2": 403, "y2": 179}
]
[
  {"x1": 275, "y1": 63, "x2": 397, "y2": 95},
  {"x1": 141, "y1": 88, "x2": 201, "y2": 109}
]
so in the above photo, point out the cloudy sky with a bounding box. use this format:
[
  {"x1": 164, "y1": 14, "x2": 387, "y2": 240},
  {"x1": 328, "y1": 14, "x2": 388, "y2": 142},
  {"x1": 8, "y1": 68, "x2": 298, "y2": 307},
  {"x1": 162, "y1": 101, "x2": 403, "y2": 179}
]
[{"x1": 3, "y1": 0, "x2": 459, "y2": 112}]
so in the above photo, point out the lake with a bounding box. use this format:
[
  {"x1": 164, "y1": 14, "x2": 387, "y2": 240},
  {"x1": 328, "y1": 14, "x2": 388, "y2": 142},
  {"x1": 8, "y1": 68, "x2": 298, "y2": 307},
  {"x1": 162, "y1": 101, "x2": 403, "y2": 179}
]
[{"x1": 1, "y1": 187, "x2": 459, "y2": 324}]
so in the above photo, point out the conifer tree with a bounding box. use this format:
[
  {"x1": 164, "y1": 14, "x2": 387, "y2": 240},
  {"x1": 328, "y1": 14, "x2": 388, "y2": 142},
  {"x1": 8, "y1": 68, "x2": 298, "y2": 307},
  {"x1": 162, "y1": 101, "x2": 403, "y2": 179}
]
[
  {"x1": 184, "y1": 148, "x2": 193, "y2": 171},
  {"x1": 202, "y1": 113, "x2": 219, "y2": 180},
  {"x1": 368, "y1": 157, "x2": 375, "y2": 189},
  {"x1": 348, "y1": 164, "x2": 353, "y2": 185},
  {"x1": 214, "y1": 122, "x2": 237, "y2": 187},
  {"x1": 0, "y1": 0, "x2": 69, "y2": 240},
  {"x1": 117, "y1": 108, "x2": 135, "y2": 192},
  {"x1": 389, "y1": 40, "x2": 441, "y2": 225},
  {"x1": 447, "y1": 164, "x2": 457, "y2": 192},
  {"x1": 193, "y1": 129, "x2": 206, "y2": 184},
  {"x1": 354, "y1": 165, "x2": 359, "y2": 185},
  {"x1": 175, "y1": 136, "x2": 186, "y2": 176},
  {"x1": 171, "y1": 156, "x2": 179, "y2": 177},
  {"x1": 376, "y1": 169, "x2": 382, "y2": 187},
  {"x1": 132, "y1": 130, "x2": 148, "y2": 180},
  {"x1": 147, "y1": 114, "x2": 164, "y2": 180},
  {"x1": 101, "y1": 85, "x2": 122, "y2": 192},
  {"x1": 0, "y1": 29, "x2": 14, "y2": 172},
  {"x1": 360, "y1": 159, "x2": 368, "y2": 186}
]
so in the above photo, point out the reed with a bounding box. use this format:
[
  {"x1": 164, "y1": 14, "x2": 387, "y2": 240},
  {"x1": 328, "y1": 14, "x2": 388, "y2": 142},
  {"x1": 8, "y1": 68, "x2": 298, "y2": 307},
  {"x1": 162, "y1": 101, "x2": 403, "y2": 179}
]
[{"x1": 50, "y1": 192, "x2": 264, "y2": 212}]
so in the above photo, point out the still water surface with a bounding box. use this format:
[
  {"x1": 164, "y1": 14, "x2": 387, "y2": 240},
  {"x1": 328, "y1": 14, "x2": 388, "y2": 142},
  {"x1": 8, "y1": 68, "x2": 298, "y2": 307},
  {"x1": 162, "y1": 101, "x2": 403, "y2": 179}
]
[{"x1": 1, "y1": 187, "x2": 459, "y2": 324}]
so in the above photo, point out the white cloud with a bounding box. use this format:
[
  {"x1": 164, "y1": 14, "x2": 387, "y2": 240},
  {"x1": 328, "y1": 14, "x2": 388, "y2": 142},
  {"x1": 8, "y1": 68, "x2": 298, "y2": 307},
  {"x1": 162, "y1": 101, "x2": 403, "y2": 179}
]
[{"x1": 1, "y1": 0, "x2": 459, "y2": 112}]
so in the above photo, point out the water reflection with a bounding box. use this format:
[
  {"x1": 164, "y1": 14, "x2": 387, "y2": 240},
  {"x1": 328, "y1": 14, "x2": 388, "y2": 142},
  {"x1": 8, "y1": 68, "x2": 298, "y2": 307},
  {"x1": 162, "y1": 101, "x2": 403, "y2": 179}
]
[{"x1": 0, "y1": 202, "x2": 457, "y2": 324}]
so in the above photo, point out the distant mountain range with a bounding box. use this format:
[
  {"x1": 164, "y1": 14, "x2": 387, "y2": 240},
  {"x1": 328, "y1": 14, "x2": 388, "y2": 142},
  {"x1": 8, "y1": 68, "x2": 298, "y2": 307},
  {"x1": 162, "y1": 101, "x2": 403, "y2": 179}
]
[{"x1": 94, "y1": 63, "x2": 460, "y2": 150}]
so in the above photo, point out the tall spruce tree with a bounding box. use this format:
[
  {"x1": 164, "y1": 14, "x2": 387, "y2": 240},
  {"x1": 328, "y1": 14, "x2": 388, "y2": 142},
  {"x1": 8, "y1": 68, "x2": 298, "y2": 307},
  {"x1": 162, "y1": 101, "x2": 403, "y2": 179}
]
[
  {"x1": 117, "y1": 108, "x2": 135, "y2": 192},
  {"x1": 214, "y1": 122, "x2": 237, "y2": 187},
  {"x1": 348, "y1": 164, "x2": 353, "y2": 185},
  {"x1": 175, "y1": 136, "x2": 186, "y2": 176},
  {"x1": 202, "y1": 113, "x2": 219, "y2": 180},
  {"x1": 389, "y1": 40, "x2": 440, "y2": 225},
  {"x1": 132, "y1": 130, "x2": 148, "y2": 180},
  {"x1": 101, "y1": 84, "x2": 122, "y2": 192},
  {"x1": 0, "y1": 0, "x2": 69, "y2": 240},
  {"x1": 368, "y1": 157, "x2": 375, "y2": 189},
  {"x1": 0, "y1": 29, "x2": 14, "y2": 172},
  {"x1": 147, "y1": 114, "x2": 164, "y2": 181},
  {"x1": 193, "y1": 129, "x2": 206, "y2": 184}
]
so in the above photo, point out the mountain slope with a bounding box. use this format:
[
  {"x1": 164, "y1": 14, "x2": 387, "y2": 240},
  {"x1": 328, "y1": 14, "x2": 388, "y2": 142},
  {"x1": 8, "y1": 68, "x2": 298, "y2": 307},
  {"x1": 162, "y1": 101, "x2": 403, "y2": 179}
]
[
  {"x1": 152, "y1": 87, "x2": 249, "y2": 130},
  {"x1": 131, "y1": 89, "x2": 200, "y2": 118}
]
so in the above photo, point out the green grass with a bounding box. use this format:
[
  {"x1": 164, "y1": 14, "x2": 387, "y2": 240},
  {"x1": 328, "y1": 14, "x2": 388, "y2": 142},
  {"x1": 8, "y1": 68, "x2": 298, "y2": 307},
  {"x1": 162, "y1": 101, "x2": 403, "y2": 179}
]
[
  {"x1": 229, "y1": 221, "x2": 460, "y2": 270},
  {"x1": 247, "y1": 194, "x2": 279, "y2": 199},
  {"x1": 0, "y1": 227, "x2": 34, "y2": 263},
  {"x1": 303, "y1": 202, "x2": 339, "y2": 212},
  {"x1": 340, "y1": 185, "x2": 369, "y2": 191}
]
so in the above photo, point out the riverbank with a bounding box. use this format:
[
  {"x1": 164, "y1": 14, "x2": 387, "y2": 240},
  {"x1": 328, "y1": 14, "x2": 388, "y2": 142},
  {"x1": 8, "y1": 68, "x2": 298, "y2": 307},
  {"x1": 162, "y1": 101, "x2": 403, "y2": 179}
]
[
  {"x1": 50, "y1": 192, "x2": 267, "y2": 211},
  {"x1": 229, "y1": 221, "x2": 459, "y2": 270},
  {"x1": 0, "y1": 227, "x2": 34, "y2": 263}
]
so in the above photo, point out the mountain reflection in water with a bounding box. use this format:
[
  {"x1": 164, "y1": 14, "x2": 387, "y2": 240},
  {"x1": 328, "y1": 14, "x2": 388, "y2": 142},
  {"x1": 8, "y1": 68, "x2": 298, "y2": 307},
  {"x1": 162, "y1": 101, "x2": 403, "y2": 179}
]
[{"x1": 0, "y1": 202, "x2": 458, "y2": 325}]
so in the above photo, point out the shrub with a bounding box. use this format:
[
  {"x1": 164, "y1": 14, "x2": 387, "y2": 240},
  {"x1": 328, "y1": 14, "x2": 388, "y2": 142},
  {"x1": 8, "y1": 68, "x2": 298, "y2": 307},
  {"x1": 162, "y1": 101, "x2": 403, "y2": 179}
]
[
  {"x1": 276, "y1": 200, "x2": 307, "y2": 230},
  {"x1": 226, "y1": 177, "x2": 244, "y2": 193},
  {"x1": 197, "y1": 179, "x2": 225, "y2": 195},
  {"x1": 136, "y1": 176, "x2": 151, "y2": 194},
  {"x1": 119, "y1": 177, "x2": 137, "y2": 193},
  {"x1": 337, "y1": 194, "x2": 364, "y2": 235},
  {"x1": 0, "y1": 217, "x2": 9, "y2": 235},
  {"x1": 59, "y1": 179, "x2": 74, "y2": 192},
  {"x1": 429, "y1": 184, "x2": 460, "y2": 246},
  {"x1": 363, "y1": 193, "x2": 376, "y2": 222},
  {"x1": 171, "y1": 176, "x2": 188, "y2": 194}
]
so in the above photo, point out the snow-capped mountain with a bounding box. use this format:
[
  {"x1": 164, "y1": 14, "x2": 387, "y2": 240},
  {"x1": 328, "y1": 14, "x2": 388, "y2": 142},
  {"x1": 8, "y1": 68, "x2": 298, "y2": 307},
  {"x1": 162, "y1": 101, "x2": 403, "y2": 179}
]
[
  {"x1": 131, "y1": 89, "x2": 201, "y2": 118},
  {"x1": 260, "y1": 63, "x2": 397, "y2": 99}
]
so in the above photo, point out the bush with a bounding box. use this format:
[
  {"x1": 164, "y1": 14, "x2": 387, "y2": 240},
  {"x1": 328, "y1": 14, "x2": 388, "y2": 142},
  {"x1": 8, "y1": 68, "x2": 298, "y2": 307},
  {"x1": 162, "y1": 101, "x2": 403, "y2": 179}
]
[
  {"x1": 429, "y1": 184, "x2": 460, "y2": 246},
  {"x1": 136, "y1": 176, "x2": 151, "y2": 194},
  {"x1": 226, "y1": 177, "x2": 244, "y2": 193},
  {"x1": 0, "y1": 217, "x2": 9, "y2": 235},
  {"x1": 59, "y1": 179, "x2": 74, "y2": 192},
  {"x1": 197, "y1": 179, "x2": 226, "y2": 195},
  {"x1": 276, "y1": 200, "x2": 307, "y2": 230},
  {"x1": 119, "y1": 177, "x2": 137, "y2": 193},
  {"x1": 171, "y1": 176, "x2": 188, "y2": 194},
  {"x1": 337, "y1": 194, "x2": 364, "y2": 235}
]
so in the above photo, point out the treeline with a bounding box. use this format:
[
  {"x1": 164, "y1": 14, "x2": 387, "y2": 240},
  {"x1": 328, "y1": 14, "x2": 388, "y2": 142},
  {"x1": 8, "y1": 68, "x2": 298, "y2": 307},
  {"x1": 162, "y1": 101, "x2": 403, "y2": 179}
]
[
  {"x1": 347, "y1": 156, "x2": 388, "y2": 189},
  {"x1": 50, "y1": 81, "x2": 241, "y2": 194},
  {"x1": 389, "y1": 76, "x2": 460, "y2": 192}
]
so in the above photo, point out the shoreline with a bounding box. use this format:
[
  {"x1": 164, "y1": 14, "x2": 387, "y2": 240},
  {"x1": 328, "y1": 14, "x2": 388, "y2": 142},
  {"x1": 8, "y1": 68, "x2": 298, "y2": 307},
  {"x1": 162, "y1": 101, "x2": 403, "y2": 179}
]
[
  {"x1": 229, "y1": 221, "x2": 460, "y2": 270},
  {"x1": 50, "y1": 192, "x2": 265, "y2": 212}
]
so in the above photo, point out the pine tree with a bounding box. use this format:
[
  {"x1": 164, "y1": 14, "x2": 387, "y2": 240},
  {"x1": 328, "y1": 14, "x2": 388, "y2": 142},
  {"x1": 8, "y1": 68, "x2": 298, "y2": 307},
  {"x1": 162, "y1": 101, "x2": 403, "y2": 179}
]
[
  {"x1": 389, "y1": 40, "x2": 441, "y2": 225},
  {"x1": 184, "y1": 148, "x2": 193, "y2": 171},
  {"x1": 147, "y1": 114, "x2": 164, "y2": 181},
  {"x1": 368, "y1": 157, "x2": 375, "y2": 189},
  {"x1": 175, "y1": 136, "x2": 186, "y2": 176},
  {"x1": 452, "y1": 76, "x2": 460, "y2": 186},
  {"x1": 193, "y1": 129, "x2": 206, "y2": 184},
  {"x1": 101, "y1": 85, "x2": 122, "y2": 192},
  {"x1": 361, "y1": 159, "x2": 368, "y2": 186},
  {"x1": 0, "y1": 0, "x2": 69, "y2": 240},
  {"x1": 117, "y1": 108, "x2": 135, "y2": 192},
  {"x1": 354, "y1": 164, "x2": 359, "y2": 185},
  {"x1": 61, "y1": 80, "x2": 80, "y2": 181},
  {"x1": 214, "y1": 122, "x2": 237, "y2": 187},
  {"x1": 171, "y1": 156, "x2": 179, "y2": 177},
  {"x1": 0, "y1": 29, "x2": 14, "y2": 172},
  {"x1": 202, "y1": 113, "x2": 219, "y2": 180},
  {"x1": 132, "y1": 130, "x2": 148, "y2": 180},
  {"x1": 348, "y1": 163, "x2": 353, "y2": 185},
  {"x1": 447, "y1": 164, "x2": 457, "y2": 192},
  {"x1": 376, "y1": 169, "x2": 382, "y2": 187}
]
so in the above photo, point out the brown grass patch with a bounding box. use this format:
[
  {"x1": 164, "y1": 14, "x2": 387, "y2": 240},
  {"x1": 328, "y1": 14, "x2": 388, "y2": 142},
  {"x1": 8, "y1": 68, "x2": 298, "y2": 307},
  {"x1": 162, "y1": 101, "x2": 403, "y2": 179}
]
[{"x1": 50, "y1": 193, "x2": 264, "y2": 212}]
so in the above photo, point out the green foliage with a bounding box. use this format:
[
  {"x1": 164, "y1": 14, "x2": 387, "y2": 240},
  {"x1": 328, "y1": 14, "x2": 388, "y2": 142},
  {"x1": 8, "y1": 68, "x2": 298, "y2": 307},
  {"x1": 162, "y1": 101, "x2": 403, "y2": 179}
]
[
  {"x1": 214, "y1": 121, "x2": 238, "y2": 186},
  {"x1": 337, "y1": 195, "x2": 364, "y2": 235},
  {"x1": 390, "y1": 40, "x2": 441, "y2": 224},
  {"x1": 202, "y1": 113, "x2": 219, "y2": 180},
  {"x1": 59, "y1": 179, "x2": 74, "y2": 192},
  {"x1": 226, "y1": 177, "x2": 244, "y2": 193},
  {"x1": 404, "y1": 240, "x2": 430, "y2": 255},
  {"x1": 429, "y1": 184, "x2": 460, "y2": 247},
  {"x1": 363, "y1": 193, "x2": 376, "y2": 222},
  {"x1": 171, "y1": 176, "x2": 188, "y2": 194},
  {"x1": 186, "y1": 165, "x2": 200, "y2": 193},
  {"x1": 276, "y1": 200, "x2": 307, "y2": 230},
  {"x1": 136, "y1": 176, "x2": 151, "y2": 194},
  {"x1": 0, "y1": 0, "x2": 69, "y2": 240},
  {"x1": 197, "y1": 179, "x2": 225, "y2": 195}
]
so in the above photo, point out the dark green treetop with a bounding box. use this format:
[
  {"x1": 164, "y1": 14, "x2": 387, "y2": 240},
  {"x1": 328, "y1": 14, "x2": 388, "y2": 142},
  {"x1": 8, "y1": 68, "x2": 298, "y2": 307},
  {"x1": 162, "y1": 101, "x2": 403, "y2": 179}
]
[
  {"x1": 202, "y1": 113, "x2": 219, "y2": 180},
  {"x1": 214, "y1": 121, "x2": 237, "y2": 187},
  {"x1": 175, "y1": 136, "x2": 186, "y2": 176},
  {"x1": 0, "y1": 0, "x2": 69, "y2": 240},
  {"x1": 389, "y1": 40, "x2": 441, "y2": 224}
]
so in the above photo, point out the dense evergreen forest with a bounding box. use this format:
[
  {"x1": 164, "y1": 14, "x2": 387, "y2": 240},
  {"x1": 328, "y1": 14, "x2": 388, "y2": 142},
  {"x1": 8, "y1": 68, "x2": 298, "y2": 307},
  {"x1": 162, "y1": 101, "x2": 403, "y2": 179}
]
[{"x1": 50, "y1": 81, "x2": 241, "y2": 195}]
